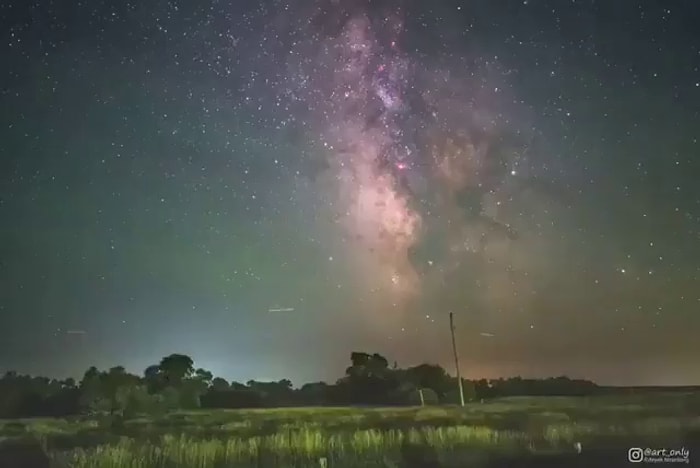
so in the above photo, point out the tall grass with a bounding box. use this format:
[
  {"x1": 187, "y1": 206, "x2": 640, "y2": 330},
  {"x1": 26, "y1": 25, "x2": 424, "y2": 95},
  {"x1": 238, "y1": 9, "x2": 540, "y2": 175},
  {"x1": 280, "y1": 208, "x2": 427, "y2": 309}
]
[
  {"x1": 3, "y1": 394, "x2": 693, "y2": 467},
  {"x1": 53, "y1": 417, "x2": 699, "y2": 468},
  {"x1": 57, "y1": 426, "x2": 520, "y2": 468}
]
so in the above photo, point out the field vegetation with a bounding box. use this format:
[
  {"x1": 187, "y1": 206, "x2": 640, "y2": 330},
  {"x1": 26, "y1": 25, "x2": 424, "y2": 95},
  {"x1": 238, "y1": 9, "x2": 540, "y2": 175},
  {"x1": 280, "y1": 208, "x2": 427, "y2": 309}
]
[
  {"x1": 1, "y1": 351, "x2": 698, "y2": 466},
  {"x1": 1, "y1": 393, "x2": 698, "y2": 467}
]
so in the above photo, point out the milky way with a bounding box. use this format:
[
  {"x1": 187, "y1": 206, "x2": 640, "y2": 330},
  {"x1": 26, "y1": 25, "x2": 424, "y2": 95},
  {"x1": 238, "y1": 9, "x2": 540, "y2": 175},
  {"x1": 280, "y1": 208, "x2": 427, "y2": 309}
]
[
  {"x1": 281, "y1": 2, "x2": 570, "y2": 333},
  {"x1": 1, "y1": 0, "x2": 698, "y2": 385}
]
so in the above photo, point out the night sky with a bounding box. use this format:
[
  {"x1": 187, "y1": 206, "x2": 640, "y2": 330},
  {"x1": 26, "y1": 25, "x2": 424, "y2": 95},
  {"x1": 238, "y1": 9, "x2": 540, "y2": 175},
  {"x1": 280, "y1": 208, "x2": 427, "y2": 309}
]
[{"x1": 1, "y1": 0, "x2": 699, "y2": 386}]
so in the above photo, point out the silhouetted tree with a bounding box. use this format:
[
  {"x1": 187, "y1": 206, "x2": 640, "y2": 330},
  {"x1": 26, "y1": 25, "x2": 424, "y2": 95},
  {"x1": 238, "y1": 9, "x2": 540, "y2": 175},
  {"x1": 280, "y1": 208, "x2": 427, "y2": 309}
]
[
  {"x1": 298, "y1": 382, "x2": 330, "y2": 405},
  {"x1": 194, "y1": 368, "x2": 213, "y2": 387},
  {"x1": 0, "y1": 351, "x2": 602, "y2": 417},
  {"x1": 339, "y1": 352, "x2": 402, "y2": 405},
  {"x1": 246, "y1": 379, "x2": 295, "y2": 406},
  {"x1": 158, "y1": 354, "x2": 195, "y2": 385},
  {"x1": 210, "y1": 377, "x2": 230, "y2": 391},
  {"x1": 403, "y1": 364, "x2": 453, "y2": 399}
]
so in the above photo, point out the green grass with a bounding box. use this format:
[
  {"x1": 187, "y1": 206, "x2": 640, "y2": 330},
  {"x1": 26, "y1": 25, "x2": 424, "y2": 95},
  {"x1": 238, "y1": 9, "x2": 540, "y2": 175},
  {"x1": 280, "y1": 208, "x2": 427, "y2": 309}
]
[{"x1": 1, "y1": 392, "x2": 699, "y2": 467}]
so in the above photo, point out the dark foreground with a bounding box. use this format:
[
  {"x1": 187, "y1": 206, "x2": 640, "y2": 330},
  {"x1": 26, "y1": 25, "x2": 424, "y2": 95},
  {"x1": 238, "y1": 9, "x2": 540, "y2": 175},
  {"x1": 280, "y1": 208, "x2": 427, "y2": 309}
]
[
  {"x1": 0, "y1": 394, "x2": 698, "y2": 467},
  {"x1": 2, "y1": 443, "x2": 698, "y2": 468},
  {"x1": 1, "y1": 436, "x2": 699, "y2": 468}
]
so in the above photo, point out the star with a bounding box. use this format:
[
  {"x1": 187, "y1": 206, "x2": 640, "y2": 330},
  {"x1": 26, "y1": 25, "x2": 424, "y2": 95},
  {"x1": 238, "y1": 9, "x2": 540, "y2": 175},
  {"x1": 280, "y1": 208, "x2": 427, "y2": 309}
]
[{"x1": 0, "y1": 0, "x2": 696, "y2": 387}]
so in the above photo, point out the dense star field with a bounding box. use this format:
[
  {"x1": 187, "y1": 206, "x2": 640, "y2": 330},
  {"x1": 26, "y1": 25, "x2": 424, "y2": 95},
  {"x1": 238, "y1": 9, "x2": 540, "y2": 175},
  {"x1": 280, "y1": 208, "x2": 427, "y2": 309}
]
[{"x1": 0, "y1": 0, "x2": 698, "y2": 386}]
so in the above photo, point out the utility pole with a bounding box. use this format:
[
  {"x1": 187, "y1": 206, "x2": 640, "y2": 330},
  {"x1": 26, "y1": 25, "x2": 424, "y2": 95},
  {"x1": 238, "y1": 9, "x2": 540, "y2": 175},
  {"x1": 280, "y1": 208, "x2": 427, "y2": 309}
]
[{"x1": 449, "y1": 312, "x2": 465, "y2": 407}]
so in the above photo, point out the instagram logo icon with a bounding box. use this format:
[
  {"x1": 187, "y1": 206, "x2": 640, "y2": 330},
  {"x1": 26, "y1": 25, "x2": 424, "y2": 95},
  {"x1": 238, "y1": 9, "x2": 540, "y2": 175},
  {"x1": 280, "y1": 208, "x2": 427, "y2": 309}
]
[{"x1": 628, "y1": 448, "x2": 644, "y2": 463}]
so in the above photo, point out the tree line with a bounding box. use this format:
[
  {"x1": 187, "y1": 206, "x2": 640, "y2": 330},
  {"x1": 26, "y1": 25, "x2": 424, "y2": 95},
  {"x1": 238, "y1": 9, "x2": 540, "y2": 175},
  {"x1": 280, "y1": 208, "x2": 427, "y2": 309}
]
[{"x1": 0, "y1": 351, "x2": 598, "y2": 419}]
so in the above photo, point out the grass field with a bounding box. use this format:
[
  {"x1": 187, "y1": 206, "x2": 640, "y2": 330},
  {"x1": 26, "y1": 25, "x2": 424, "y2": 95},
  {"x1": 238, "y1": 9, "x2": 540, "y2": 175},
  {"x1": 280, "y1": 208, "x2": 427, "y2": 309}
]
[{"x1": 1, "y1": 392, "x2": 698, "y2": 467}]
